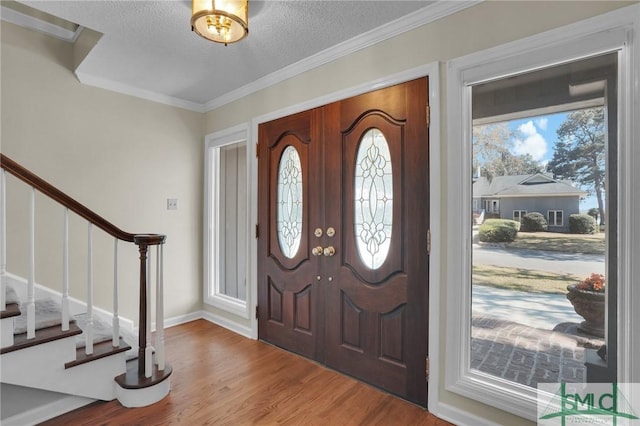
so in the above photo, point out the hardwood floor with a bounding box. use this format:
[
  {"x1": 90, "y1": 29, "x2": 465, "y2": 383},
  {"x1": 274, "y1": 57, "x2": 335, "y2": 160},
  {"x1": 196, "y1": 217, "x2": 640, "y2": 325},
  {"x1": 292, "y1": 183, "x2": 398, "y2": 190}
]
[{"x1": 43, "y1": 320, "x2": 452, "y2": 425}]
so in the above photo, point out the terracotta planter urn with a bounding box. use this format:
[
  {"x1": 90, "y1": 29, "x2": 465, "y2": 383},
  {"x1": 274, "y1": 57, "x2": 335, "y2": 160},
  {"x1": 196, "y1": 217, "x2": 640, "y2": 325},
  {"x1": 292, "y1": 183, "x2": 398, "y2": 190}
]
[{"x1": 566, "y1": 284, "x2": 605, "y2": 337}]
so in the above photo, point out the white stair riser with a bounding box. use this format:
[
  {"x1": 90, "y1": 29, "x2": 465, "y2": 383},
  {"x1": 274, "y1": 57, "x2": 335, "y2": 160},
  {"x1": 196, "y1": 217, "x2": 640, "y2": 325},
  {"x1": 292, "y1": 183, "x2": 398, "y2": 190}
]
[
  {"x1": 116, "y1": 378, "x2": 171, "y2": 408},
  {"x1": 1, "y1": 317, "x2": 15, "y2": 348},
  {"x1": 1, "y1": 336, "x2": 127, "y2": 400}
]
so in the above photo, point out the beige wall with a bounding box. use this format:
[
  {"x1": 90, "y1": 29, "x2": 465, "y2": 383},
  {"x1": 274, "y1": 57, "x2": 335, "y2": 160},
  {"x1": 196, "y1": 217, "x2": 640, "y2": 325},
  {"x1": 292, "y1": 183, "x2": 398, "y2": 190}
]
[
  {"x1": 1, "y1": 21, "x2": 205, "y2": 323},
  {"x1": 203, "y1": 1, "x2": 634, "y2": 425},
  {"x1": 1, "y1": 1, "x2": 635, "y2": 424}
]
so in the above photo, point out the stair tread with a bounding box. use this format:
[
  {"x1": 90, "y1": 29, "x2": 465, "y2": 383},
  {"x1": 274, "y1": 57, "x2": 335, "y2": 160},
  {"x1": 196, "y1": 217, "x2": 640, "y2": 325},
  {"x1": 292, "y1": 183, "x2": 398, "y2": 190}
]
[
  {"x1": 115, "y1": 359, "x2": 172, "y2": 390},
  {"x1": 65, "y1": 338, "x2": 132, "y2": 369},
  {"x1": 1, "y1": 302, "x2": 20, "y2": 319},
  {"x1": 1, "y1": 322, "x2": 83, "y2": 354},
  {"x1": 9, "y1": 295, "x2": 138, "y2": 354},
  {"x1": 13, "y1": 297, "x2": 64, "y2": 334},
  {"x1": 73, "y1": 313, "x2": 114, "y2": 348}
]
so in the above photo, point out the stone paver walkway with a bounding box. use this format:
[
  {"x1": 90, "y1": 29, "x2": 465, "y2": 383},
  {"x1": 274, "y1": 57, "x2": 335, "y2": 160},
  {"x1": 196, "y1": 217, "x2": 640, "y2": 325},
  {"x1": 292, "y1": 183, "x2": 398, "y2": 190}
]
[{"x1": 471, "y1": 316, "x2": 604, "y2": 388}]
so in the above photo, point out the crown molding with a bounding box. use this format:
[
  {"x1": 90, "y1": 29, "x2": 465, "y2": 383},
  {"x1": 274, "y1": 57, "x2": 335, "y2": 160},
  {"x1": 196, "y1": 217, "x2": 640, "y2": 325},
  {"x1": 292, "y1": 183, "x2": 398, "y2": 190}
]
[
  {"x1": 204, "y1": 0, "x2": 481, "y2": 111},
  {"x1": 1, "y1": 5, "x2": 81, "y2": 42},
  {"x1": 75, "y1": 71, "x2": 207, "y2": 113}
]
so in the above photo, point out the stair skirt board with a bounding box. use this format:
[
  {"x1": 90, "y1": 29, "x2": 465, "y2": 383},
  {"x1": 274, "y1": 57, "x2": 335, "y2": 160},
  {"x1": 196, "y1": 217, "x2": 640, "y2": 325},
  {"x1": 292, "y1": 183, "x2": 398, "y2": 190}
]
[
  {"x1": 0, "y1": 384, "x2": 95, "y2": 426},
  {"x1": 3, "y1": 273, "x2": 135, "y2": 331}
]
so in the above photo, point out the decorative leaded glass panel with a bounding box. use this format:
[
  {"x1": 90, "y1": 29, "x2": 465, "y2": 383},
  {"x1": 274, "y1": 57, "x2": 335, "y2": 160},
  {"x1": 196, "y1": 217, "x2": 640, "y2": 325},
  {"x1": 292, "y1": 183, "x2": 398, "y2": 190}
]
[
  {"x1": 354, "y1": 128, "x2": 393, "y2": 269},
  {"x1": 277, "y1": 146, "x2": 303, "y2": 258}
]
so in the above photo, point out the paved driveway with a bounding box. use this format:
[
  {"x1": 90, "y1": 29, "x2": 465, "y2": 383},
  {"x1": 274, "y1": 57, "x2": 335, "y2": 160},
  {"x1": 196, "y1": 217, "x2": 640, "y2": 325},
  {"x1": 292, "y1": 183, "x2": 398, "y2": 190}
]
[
  {"x1": 472, "y1": 245, "x2": 605, "y2": 276},
  {"x1": 472, "y1": 285, "x2": 582, "y2": 329}
]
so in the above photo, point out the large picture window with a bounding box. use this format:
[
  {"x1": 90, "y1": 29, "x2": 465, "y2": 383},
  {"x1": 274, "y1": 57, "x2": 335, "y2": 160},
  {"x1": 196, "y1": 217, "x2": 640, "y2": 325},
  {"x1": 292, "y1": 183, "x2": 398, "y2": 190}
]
[{"x1": 444, "y1": 9, "x2": 639, "y2": 421}]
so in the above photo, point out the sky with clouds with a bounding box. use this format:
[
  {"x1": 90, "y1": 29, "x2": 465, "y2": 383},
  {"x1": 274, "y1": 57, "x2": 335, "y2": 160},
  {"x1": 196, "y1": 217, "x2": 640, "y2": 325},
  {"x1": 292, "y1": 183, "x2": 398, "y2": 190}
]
[
  {"x1": 504, "y1": 112, "x2": 598, "y2": 210},
  {"x1": 507, "y1": 113, "x2": 566, "y2": 167}
]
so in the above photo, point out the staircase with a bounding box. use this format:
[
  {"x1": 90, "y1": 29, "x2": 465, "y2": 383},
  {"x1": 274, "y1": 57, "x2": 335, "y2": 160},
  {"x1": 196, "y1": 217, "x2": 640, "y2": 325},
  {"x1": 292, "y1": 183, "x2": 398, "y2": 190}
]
[{"x1": 0, "y1": 154, "x2": 172, "y2": 423}]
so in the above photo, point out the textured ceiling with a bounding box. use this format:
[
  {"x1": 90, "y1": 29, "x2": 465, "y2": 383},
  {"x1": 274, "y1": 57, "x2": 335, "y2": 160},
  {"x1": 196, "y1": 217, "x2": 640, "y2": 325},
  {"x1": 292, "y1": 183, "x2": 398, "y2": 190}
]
[{"x1": 11, "y1": 1, "x2": 456, "y2": 110}]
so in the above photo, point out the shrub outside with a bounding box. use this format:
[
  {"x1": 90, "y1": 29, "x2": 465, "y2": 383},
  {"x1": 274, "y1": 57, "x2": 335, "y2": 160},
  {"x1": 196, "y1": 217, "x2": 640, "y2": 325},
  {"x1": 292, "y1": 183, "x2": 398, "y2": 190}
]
[
  {"x1": 569, "y1": 214, "x2": 597, "y2": 234},
  {"x1": 520, "y1": 212, "x2": 548, "y2": 232},
  {"x1": 478, "y1": 219, "x2": 520, "y2": 242}
]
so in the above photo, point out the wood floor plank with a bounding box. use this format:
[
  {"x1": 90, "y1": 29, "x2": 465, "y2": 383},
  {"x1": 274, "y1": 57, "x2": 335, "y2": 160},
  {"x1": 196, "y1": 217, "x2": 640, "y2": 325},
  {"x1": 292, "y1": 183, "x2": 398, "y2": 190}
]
[{"x1": 42, "y1": 320, "x2": 452, "y2": 425}]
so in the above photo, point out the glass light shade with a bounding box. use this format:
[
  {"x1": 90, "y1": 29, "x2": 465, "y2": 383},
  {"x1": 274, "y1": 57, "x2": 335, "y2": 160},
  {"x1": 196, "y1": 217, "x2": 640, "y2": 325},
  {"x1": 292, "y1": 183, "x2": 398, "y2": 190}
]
[{"x1": 192, "y1": 0, "x2": 248, "y2": 45}]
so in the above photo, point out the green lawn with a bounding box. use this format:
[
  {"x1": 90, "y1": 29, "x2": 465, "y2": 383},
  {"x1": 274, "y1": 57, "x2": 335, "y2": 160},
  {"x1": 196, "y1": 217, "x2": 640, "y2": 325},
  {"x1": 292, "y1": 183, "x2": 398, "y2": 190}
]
[
  {"x1": 506, "y1": 231, "x2": 605, "y2": 255},
  {"x1": 473, "y1": 264, "x2": 582, "y2": 295}
]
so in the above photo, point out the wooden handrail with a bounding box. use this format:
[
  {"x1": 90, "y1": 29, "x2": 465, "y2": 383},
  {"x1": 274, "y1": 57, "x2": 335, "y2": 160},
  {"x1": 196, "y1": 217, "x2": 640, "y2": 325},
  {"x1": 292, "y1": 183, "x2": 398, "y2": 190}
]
[
  {"x1": 1, "y1": 152, "x2": 169, "y2": 381},
  {"x1": 1, "y1": 153, "x2": 140, "y2": 243}
]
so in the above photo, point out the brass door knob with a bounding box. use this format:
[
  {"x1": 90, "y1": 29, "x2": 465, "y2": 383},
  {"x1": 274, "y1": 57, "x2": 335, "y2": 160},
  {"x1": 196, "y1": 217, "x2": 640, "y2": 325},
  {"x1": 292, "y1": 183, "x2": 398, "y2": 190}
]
[
  {"x1": 323, "y1": 246, "x2": 336, "y2": 257},
  {"x1": 312, "y1": 246, "x2": 324, "y2": 256}
]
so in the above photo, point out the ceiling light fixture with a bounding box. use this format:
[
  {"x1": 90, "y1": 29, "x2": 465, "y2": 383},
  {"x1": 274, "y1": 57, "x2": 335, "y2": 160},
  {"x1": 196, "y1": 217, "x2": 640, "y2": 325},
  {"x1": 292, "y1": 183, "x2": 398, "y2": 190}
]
[{"x1": 191, "y1": 0, "x2": 248, "y2": 46}]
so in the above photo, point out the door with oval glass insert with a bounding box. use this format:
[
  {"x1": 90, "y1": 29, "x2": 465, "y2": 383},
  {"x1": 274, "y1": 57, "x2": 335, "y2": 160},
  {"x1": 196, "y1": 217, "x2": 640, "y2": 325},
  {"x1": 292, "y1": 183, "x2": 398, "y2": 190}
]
[
  {"x1": 257, "y1": 78, "x2": 429, "y2": 405},
  {"x1": 257, "y1": 109, "x2": 323, "y2": 360}
]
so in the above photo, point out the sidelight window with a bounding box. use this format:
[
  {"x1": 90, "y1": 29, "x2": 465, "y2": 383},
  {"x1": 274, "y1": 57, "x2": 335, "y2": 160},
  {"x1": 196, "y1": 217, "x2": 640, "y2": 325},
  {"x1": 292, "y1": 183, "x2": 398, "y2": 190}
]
[{"x1": 204, "y1": 124, "x2": 251, "y2": 318}]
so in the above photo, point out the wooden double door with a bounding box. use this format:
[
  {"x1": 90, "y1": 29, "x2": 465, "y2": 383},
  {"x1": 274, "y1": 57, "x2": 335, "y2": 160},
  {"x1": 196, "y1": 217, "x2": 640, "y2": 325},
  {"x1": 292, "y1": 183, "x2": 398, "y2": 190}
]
[{"x1": 257, "y1": 78, "x2": 429, "y2": 405}]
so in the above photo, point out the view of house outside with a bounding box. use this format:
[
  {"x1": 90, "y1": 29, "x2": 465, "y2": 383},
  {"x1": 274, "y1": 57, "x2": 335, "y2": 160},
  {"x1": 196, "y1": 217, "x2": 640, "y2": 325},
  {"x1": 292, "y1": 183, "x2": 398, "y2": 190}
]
[{"x1": 470, "y1": 106, "x2": 608, "y2": 389}]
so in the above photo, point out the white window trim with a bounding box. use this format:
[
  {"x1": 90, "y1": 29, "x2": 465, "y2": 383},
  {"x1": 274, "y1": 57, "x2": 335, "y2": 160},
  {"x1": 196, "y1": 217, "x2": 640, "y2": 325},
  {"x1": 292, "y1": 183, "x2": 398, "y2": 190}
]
[
  {"x1": 485, "y1": 199, "x2": 499, "y2": 214},
  {"x1": 547, "y1": 210, "x2": 563, "y2": 227},
  {"x1": 513, "y1": 210, "x2": 527, "y2": 222},
  {"x1": 444, "y1": 5, "x2": 639, "y2": 421},
  {"x1": 204, "y1": 123, "x2": 252, "y2": 319}
]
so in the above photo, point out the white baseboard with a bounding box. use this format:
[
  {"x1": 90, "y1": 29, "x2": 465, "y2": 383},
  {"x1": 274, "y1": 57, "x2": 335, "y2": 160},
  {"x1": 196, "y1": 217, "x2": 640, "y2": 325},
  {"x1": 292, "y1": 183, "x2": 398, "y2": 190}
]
[
  {"x1": 163, "y1": 311, "x2": 204, "y2": 329},
  {"x1": 430, "y1": 399, "x2": 503, "y2": 426},
  {"x1": 200, "y1": 310, "x2": 253, "y2": 339},
  {"x1": 162, "y1": 310, "x2": 253, "y2": 339}
]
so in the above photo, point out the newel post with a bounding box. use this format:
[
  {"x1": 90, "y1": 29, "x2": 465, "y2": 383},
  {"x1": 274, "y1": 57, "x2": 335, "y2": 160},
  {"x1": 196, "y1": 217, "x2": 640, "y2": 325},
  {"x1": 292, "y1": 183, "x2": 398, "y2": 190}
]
[{"x1": 134, "y1": 234, "x2": 166, "y2": 376}]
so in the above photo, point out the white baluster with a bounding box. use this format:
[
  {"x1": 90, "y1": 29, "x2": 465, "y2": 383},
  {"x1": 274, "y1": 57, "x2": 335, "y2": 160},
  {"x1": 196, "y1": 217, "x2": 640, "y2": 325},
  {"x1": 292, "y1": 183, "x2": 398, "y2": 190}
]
[
  {"x1": 112, "y1": 239, "x2": 120, "y2": 347},
  {"x1": 145, "y1": 247, "x2": 152, "y2": 378},
  {"x1": 61, "y1": 208, "x2": 69, "y2": 331},
  {"x1": 155, "y1": 244, "x2": 165, "y2": 370},
  {"x1": 85, "y1": 223, "x2": 94, "y2": 355},
  {"x1": 27, "y1": 188, "x2": 35, "y2": 339},
  {"x1": 1, "y1": 169, "x2": 6, "y2": 310}
]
